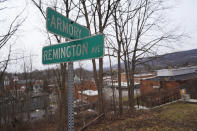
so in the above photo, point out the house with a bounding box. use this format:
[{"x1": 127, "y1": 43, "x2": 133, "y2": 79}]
[
  {"x1": 103, "y1": 76, "x2": 117, "y2": 86},
  {"x1": 3, "y1": 74, "x2": 21, "y2": 91},
  {"x1": 3, "y1": 74, "x2": 43, "y2": 93},
  {"x1": 3, "y1": 76, "x2": 10, "y2": 88}
]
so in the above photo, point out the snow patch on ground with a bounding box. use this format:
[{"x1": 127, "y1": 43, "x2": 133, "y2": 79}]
[
  {"x1": 181, "y1": 99, "x2": 197, "y2": 103},
  {"x1": 135, "y1": 105, "x2": 149, "y2": 110}
]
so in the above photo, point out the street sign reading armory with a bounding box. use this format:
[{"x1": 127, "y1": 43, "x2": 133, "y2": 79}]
[
  {"x1": 42, "y1": 34, "x2": 104, "y2": 64},
  {"x1": 46, "y1": 7, "x2": 90, "y2": 39}
]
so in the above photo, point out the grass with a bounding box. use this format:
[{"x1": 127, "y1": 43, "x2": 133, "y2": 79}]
[
  {"x1": 160, "y1": 102, "x2": 197, "y2": 123},
  {"x1": 122, "y1": 96, "x2": 129, "y2": 102}
]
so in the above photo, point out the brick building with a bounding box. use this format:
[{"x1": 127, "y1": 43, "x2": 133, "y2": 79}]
[
  {"x1": 140, "y1": 66, "x2": 197, "y2": 106},
  {"x1": 140, "y1": 80, "x2": 180, "y2": 96}
]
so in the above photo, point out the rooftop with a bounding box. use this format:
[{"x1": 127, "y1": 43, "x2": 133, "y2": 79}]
[{"x1": 157, "y1": 66, "x2": 197, "y2": 77}]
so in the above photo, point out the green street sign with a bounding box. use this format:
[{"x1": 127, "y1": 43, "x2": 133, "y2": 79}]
[
  {"x1": 42, "y1": 34, "x2": 104, "y2": 64},
  {"x1": 46, "y1": 7, "x2": 90, "y2": 39}
]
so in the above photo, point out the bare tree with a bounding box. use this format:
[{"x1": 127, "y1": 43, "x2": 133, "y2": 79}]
[
  {"x1": 113, "y1": 6, "x2": 123, "y2": 114},
  {"x1": 113, "y1": 0, "x2": 183, "y2": 110},
  {"x1": 107, "y1": 47, "x2": 116, "y2": 113},
  {"x1": 0, "y1": 0, "x2": 25, "y2": 84},
  {"x1": 81, "y1": 0, "x2": 120, "y2": 114},
  {"x1": 0, "y1": 3, "x2": 26, "y2": 125}
]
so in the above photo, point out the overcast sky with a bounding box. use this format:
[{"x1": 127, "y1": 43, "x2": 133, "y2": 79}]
[{"x1": 2, "y1": 0, "x2": 197, "y2": 73}]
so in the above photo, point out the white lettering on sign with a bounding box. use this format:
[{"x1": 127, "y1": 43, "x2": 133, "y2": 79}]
[
  {"x1": 91, "y1": 46, "x2": 98, "y2": 53},
  {"x1": 72, "y1": 45, "x2": 76, "y2": 57},
  {"x1": 43, "y1": 43, "x2": 88, "y2": 61},
  {"x1": 43, "y1": 50, "x2": 48, "y2": 61},
  {"x1": 48, "y1": 49, "x2": 52, "y2": 60},
  {"x1": 67, "y1": 46, "x2": 71, "y2": 58},
  {"x1": 82, "y1": 43, "x2": 88, "y2": 55},
  {"x1": 91, "y1": 46, "x2": 101, "y2": 54},
  {"x1": 63, "y1": 21, "x2": 68, "y2": 34},
  {"x1": 76, "y1": 44, "x2": 81, "y2": 56},
  {"x1": 69, "y1": 24, "x2": 73, "y2": 36},
  {"x1": 53, "y1": 48, "x2": 58, "y2": 59},
  {"x1": 57, "y1": 17, "x2": 62, "y2": 30},
  {"x1": 50, "y1": 15, "x2": 82, "y2": 39},
  {"x1": 50, "y1": 15, "x2": 56, "y2": 29},
  {"x1": 61, "y1": 47, "x2": 66, "y2": 58}
]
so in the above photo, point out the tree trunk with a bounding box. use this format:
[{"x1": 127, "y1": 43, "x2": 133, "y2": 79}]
[
  {"x1": 114, "y1": 7, "x2": 123, "y2": 115},
  {"x1": 129, "y1": 33, "x2": 140, "y2": 110},
  {"x1": 58, "y1": 63, "x2": 67, "y2": 131},
  {"x1": 99, "y1": 58, "x2": 104, "y2": 113},
  {"x1": 92, "y1": 59, "x2": 102, "y2": 114},
  {"x1": 108, "y1": 47, "x2": 116, "y2": 113},
  {"x1": 122, "y1": 45, "x2": 131, "y2": 109},
  {"x1": 117, "y1": 45, "x2": 123, "y2": 115}
]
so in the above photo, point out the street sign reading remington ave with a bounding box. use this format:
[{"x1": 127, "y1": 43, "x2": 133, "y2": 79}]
[
  {"x1": 42, "y1": 34, "x2": 104, "y2": 64},
  {"x1": 46, "y1": 7, "x2": 90, "y2": 39}
]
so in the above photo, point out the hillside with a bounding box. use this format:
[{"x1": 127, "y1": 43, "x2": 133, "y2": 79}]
[
  {"x1": 109, "y1": 48, "x2": 197, "y2": 72},
  {"x1": 87, "y1": 102, "x2": 197, "y2": 130},
  {"x1": 143, "y1": 48, "x2": 197, "y2": 68}
]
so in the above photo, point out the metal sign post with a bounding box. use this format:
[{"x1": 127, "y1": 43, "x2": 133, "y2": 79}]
[{"x1": 68, "y1": 62, "x2": 74, "y2": 131}]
